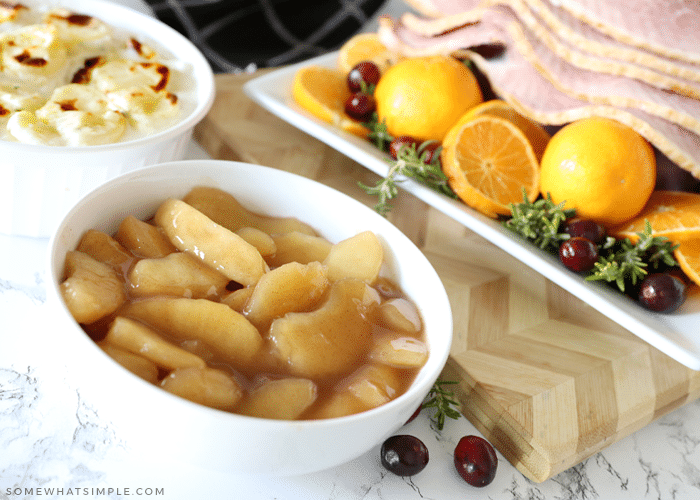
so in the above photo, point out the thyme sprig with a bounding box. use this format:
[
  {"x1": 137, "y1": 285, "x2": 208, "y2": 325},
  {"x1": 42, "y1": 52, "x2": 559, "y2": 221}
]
[
  {"x1": 358, "y1": 139, "x2": 457, "y2": 215},
  {"x1": 422, "y1": 379, "x2": 461, "y2": 431},
  {"x1": 587, "y1": 221, "x2": 678, "y2": 292},
  {"x1": 503, "y1": 191, "x2": 575, "y2": 252}
]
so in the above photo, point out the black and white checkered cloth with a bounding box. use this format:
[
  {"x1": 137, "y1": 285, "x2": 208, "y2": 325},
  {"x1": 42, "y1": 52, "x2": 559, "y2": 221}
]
[{"x1": 143, "y1": 0, "x2": 388, "y2": 73}]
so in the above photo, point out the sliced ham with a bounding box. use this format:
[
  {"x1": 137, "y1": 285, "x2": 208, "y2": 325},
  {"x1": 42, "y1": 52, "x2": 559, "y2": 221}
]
[
  {"x1": 400, "y1": 0, "x2": 700, "y2": 97},
  {"x1": 378, "y1": 15, "x2": 700, "y2": 177},
  {"x1": 549, "y1": 0, "x2": 700, "y2": 66},
  {"x1": 406, "y1": 0, "x2": 700, "y2": 67},
  {"x1": 515, "y1": 0, "x2": 700, "y2": 83},
  {"x1": 506, "y1": 7, "x2": 700, "y2": 135},
  {"x1": 381, "y1": 6, "x2": 700, "y2": 135}
]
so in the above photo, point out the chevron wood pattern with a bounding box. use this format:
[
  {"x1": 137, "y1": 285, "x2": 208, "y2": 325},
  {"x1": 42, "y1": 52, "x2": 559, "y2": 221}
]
[{"x1": 194, "y1": 71, "x2": 700, "y2": 483}]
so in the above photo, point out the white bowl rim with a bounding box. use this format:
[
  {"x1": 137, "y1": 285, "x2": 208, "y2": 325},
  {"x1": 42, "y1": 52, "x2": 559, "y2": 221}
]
[
  {"x1": 0, "y1": 0, "x2": 215, "y2": 154},
  {"x1": 47, "y1": 159, "x2": 454, "y2": 428}
]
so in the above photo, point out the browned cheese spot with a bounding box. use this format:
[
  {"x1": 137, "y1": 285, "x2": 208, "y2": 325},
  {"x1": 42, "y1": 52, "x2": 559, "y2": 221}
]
[
  {"x1": 71, "y1": 56, "x2": 103, "y2": 84},
  {"x1": 14, "y1": 50, "x2": 47, "y2": 67},
  {"x1": 58, "y1": 99, "x2": 78, "y2": 111},
  {"x1": 48, "y1": 11, "x2": 93, "y2": 27}
]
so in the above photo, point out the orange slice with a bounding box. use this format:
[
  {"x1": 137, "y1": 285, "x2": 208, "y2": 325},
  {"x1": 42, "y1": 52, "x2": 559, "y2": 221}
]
[
  {"x1": 292, "y1": 66, "x2": 367, "y2": 138},
  {"x1": 610, "y1": 191, "x2": 700, "y2": 243},
  {"x1": 337, "y1": 33, "x2": 403, "y2": 75},
  {"x1": 457, "y1": 100, "x2": 551, "y2": 160},
  {"x1": 674, "y1": 239, "x2": 700, "y2": 287},
  {"x1": 441, "y1": 115, "x2": 540, "y2": 218}
]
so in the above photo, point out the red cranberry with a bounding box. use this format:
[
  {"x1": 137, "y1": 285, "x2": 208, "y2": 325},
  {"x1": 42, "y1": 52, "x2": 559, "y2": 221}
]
[
  {"x1": 347, "y1": 61, "x2": 381, "y2": 93},
  {"x1": 388, "y1": 136, "x2": 440, "y2": 164},
  {"x1": 564, "y1": 218, "x2": 606, "y2": 244},
  {"x1": 405, "y1": 405, "x2": 422, "y2": 424},
  {"x1": 559, "y1": 237, "x2": 599, "y2": 272},
  {"x1": 380, "y1": 435, "x2": 429, "y2": 476},
  {"x1": 638, "y1": 273, "x2": 687, "y2": 313},
  {"x1": 454, "y1": 435, "x2": 497, "y2": 487},
  {"x1": 389, "y1": 135, "x2": 419, "y2": 160},
  {"x1": 417, "y1": 141, "x2": 441, "y2": 164},
  {"x1": 344, "y1": 92, "x2": 375, "y2": 121}
]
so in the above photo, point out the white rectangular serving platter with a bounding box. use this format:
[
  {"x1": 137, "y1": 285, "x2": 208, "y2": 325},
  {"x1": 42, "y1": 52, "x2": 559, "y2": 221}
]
[{"x1": 244, "y1": 52, "x2": 700, "y2": 370}]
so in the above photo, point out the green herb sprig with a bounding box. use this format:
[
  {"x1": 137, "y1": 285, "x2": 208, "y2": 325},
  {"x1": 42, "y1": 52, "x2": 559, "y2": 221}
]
[
  {"x1": 504, "y1": 195, "x2": 679, "y2": 293},
  {"x1": 359, "y1": 140, "x2": 457, "y2": 215},
  {"x1": 362, "y1": 112, "x2": 393, "y2": 151},
  {"x1": 503, "y1": 191, "x2": 575, "y2": 252},
  {"x1": 422, "y1": 379, "x2": 462, "y2": 431},
  {"x1": 587, "y1": 221, "x2": 678, "y2": 292}
]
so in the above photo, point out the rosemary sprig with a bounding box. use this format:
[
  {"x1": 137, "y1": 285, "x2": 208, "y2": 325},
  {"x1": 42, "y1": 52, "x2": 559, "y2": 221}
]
[
  {"x1": 422, "y1": 379, "x2": 462, "y2": 431},
  {"x1": 503, "y1": 191, "x2": 575, "y2": 251},
  {"x1": 586, "y1": 220, "x2": 678, "y2": 292},
  {"x1": 362, "y1": 112, "x2": 393, "y2": 151},
  {"x1": 358, "y1": 140, "x2": 457, "y2": 215},
  {"x1": 504, "y1": 195, "x2": 679, "y2": 293}
]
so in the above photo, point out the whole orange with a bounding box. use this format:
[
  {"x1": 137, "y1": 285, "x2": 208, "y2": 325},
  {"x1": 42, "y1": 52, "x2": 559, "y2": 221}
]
[
  {"x1": 539, "y1": 117, "x2": 656, "y2": 225},
  {"x1": 374, "y1": 56, "x2": 483, "y2": 143}
]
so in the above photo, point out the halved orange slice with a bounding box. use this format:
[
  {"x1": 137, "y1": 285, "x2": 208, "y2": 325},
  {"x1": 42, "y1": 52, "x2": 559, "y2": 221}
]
[
  {"x1": 441, "y1": 115, "x2": 540, "y2": 218},
  {"x1": 674, "y1": 239, "x2": 700, "y2": 287},
  {"x1": 337, "y1": 33, "x2": 403, "y2": 75},
  {"x1": 292, "y1": 66, "x2": 367, "y2": 138},
  {"x1": 610, "y1": 191, "x2": 700, "y2": 243},
  {"x1": 456, "y1": 100, "x2": 551, "y2": 160}
]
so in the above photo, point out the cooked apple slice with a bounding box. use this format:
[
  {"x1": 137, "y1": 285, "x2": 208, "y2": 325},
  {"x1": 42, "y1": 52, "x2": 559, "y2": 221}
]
[
  {"x1": 269, "y1": 278, "x2": 380, "y2": 378},
  {"x1": 306, "y1": 391, "x2": 368, "y2": 419},
  {"x1": 128, "y1": 252, "x2": 230, "y2": 299},
  {"x1": 376, "y1": 298, "x2": 422, "y2": 333},
  {"x1": 155, "y1": 198, "x2": 267, "y2": 287},
  {"x1": 105, "y1": 316, "x2": 207, "y2": 371},
  {"x1": 220, "y1": 286, "x2": 254, "y2": 313},
  {"x1": 238, "y1": 378, "x2": 317, "y2": 420},
  {"x1": 266, "y1": 231, "x2": 332, "y2": 268},
  {"x1": 99, "y1": 342, "x2": 159, "y2": 384},
  {"x1": 60, "y1": 250, "x2": 126, "y2": 324},
  {"x1": 160, "y1": 367, "x2": 242, "y2": 411},
  {"x1": 345, "y1": 363, "x2": 404, "y2": 408},
  {"x1": 370, "y1": 334, "x2": 428, "y2": 368},
  {"x1": 115, "y1": 215, "x2": 177, "y2": 258},
  {"x1": 236, "y1": 227, "x2": 276, "y2": 257},
  {"x1": 183, "y1": 186, "x2": 317, "y2": 235},
  {"x1": 122, "y1": 297, "x2": 263, "y2": 369},
  {"x1": 323, "y1": 230, "x2": 383, "y2": 283},
  {"x1": 76, "y1": 229, "x2": 132, "y2": 268},
  {"x1": 245, "y1": 261, "x2": 329, "y2": 328}
]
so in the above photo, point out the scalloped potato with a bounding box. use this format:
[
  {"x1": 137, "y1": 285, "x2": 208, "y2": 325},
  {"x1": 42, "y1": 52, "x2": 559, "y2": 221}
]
[{"x1": 0, "y1": 4, "x2": 189, "y2": 145}]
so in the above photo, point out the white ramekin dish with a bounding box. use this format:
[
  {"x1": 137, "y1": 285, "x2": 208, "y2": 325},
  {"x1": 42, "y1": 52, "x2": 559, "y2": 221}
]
[
  {"x1": 46, "y1": 160, "x2": 453, "y2": 476},
  {"x1": 0, "y1": 0, "x2": 215, "y2": 238}
]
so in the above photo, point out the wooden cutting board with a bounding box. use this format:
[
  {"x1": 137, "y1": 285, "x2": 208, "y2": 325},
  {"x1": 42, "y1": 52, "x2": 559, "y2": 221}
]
[{"x1": 193, "y1": 71, "x2": 700, "y2": 483}]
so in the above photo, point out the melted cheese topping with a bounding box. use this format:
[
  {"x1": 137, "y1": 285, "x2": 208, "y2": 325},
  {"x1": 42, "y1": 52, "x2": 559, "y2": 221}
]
[{"x1": 0, "y1": 4, "x2": 189, "y2": 146}]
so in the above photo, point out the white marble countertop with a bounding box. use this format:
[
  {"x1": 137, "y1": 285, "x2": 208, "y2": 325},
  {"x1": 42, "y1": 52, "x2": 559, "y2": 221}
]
[{"x1": 1, "y1": 1, "x2": 700, "y2": 499}]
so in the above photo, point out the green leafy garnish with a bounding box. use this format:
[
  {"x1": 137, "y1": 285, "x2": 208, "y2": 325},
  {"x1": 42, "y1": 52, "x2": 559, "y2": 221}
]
[
  {"x1": 359, "y1": 140, "x2": 457, "y2": 215},
  {"x1": 422, "y1": 379, "x2": 462, "y2": 431},
  {"x1": 362, "y1": 112, "x2": 393, "y2": 151},
  {"x1": 587, "y1": 221, "x2": 678, "y2": 292},
  {"x1": 503, "y1": 191, "x2": 575, "y2": 251},
  {"x1": 504, "y1": 194, "x2": 679, "y2": 293}
]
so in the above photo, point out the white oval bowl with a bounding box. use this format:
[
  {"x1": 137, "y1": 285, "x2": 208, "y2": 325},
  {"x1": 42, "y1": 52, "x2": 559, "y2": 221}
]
[
  {"x1": 0, "y1": 0, "x2": 215, "y2": 238},
  {"x1": 46, "y1": 160, "x2": 453, "y2": 476}
]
